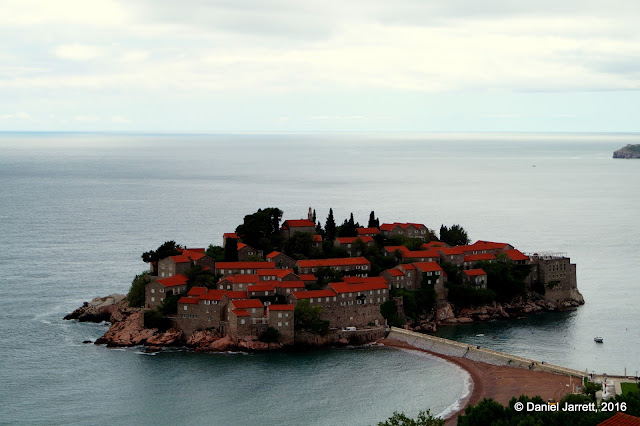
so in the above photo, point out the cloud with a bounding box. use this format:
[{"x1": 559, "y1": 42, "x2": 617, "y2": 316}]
[
  {"x1": 1, "y1": 112, "x2": 31, "y2": 120},
  {"x1": 111, "y1": 115, "x2": 130, "y2": 123},
  {"x1": 53, "y1": 44, "x2": 104, "y2": 61}
]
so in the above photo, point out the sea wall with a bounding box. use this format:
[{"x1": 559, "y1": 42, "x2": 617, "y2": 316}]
[{"x1": 387, "y1": 327, "x2": 584, "y2": 377}]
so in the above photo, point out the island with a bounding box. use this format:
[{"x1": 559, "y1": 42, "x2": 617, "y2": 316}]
[
  {"x1": 65, "y1": 207, "x2": 584, "y2": 352},
  {"x1": 613, "y1": 144, "x2": 640, "y2": 158}
]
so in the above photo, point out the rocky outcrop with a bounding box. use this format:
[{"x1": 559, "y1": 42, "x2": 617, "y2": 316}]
[
  {"x1": 613, "y1": 144, "x2": 640, "y2": 158},
  {"x1": 64, "y1": 294, "x2": 126, "y2": 322},
  {"x1": 94, "y1": 311, "x2": 156, "y2": 347}
]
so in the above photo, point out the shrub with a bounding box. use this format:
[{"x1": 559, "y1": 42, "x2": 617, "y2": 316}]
[
  {"x1": 259, "y1": 327, "x2": 281, "y2": 343},
  {"x1": 126, "y1": 272, "x2": 151, "y2": 308},
  {"x1": 144, "y1": 310, "x2": 171, "y2": 331}
]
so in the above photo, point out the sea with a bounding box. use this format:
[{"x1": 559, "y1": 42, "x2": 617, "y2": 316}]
[{"x1": 0, "y1": 132, "x2": 638, "y2": 425}]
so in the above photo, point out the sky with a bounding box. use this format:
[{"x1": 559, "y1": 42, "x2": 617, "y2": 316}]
[{"x1": 2, "y1": 0, "x2": 640, "y2": 132}]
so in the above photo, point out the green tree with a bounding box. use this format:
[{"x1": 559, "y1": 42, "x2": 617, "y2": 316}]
[
  {"x1": 294, "y1": 299, "x2": 329, "y2": 335},
  {"x1": 259, "y1": 327, "x2": 281, "y2": 343},
  {"x1": 205, "y1": 245, "x2": 225, "y2": 261},
  {"x1": 439, "y1": 224, "x2": 470, "y2": 246},
  {"x1": 368, "y1": 210, "x2": 380, "y2": 228},
  {"x1": 380, "y1": 300, "x2": 403, "y2": 327},
  {"x1": 141, "y1": 240, "x2": 182, "y2": 264},
  {"x1": 158, "y1": 294, "x2": 181, "y2": 316},
  {"x1": 378, "y1": 410, "x2": 444, "y2": 426},
  {"x1": 126, "y1": 272, "x2": 151, "y2": 308},
  {"x1": 325, "y1": 208, "x2": 337, "y2": 241},
  {"x1": 185, "y1": 264, "x2": 216, "y2": 289},
  {"x1": 283, "y1": 232, "x2": 315, "y2": 259},
  {"x1": 476, "y1": 260, "x2": 531, "y2": 302},
  {"x1": 235, "y1": 207, "x2": 283, "y2": 253},
  {"x1": 337, "y1": 212, "x2": 360, "y2": 237},
  {"x1": 143, "y1": 310, "x2": 172, "y2": 331},
  {"x1": 224, "y1": 238, "x2": 239, "y2": 262}
]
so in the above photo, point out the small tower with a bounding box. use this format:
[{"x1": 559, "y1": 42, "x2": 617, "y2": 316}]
[{"x1": 308, "y1": 207, "x2": 313, "y2": 221}]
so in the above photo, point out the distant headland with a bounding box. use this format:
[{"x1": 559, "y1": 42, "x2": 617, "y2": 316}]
[
  {"x1": 65, "y1": 207, "x2": 584, "y2": 352},
  {"x1": 613, "y1": 144, "x2": 640, "y2": 158}
]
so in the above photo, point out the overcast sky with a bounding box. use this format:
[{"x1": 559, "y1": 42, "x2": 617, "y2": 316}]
[{"x1": 2, "y1": 0, "x2": 640, "y2": 132}]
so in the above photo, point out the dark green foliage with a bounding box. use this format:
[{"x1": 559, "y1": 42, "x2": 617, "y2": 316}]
[
  {"x1": 377, "y1": 410, "x2": 444, "y2": 426},
  {"x1": 283, "y1": 232, "x2": 315, "y2": 259},
  {"x1": 325, "y1": 208, "x2": 337, "y2": 241},
  {"x1": 621, "y1": 383, "x2": 640, "y2": 394},
  {"x1": 405, "y1": 238, "x2": 426, "y2": 251},
  {"x1": 235, "y1": 207, "x2": 283, "y2": 253},
  {"x1": 476, "y1": 260, "x2": 531, "y2": 302},
  {"x1": 141, "y1": 240, "x2": 181, "y2": 264},
  {"x1": 294, "y1": 299, "x2": 329, "y2": 335},
  {"x1": 205, "y1": 244, "x2": 225, "y2": 261},
  {"x1": 583, "y1": 379, "x2": 602, "y2": 400},
  {"x1": 321, "y1": 241, "x2": 350, "y2": 259},
  {"x1": 445, "y1": 283, "x2": 496, "y2": 308},
  {"x1": 259, "y1": 327, "x2": 281, "y2": 343},
  {"x1": 367, "y1": 248, "x2": 397, "y2": 276},
  {"x1": 439, "y1": 224, "x2": 470, "y2": 246},
  {"x1": 144, "y1": 310, "x2": 171, "y2": 331},
  {"x1": 185, "y1": 264, "x2": 216, "y2": 289},
  {"x1": 440, "y1": 261, "x2": 462, "y2": 284},
  {"x1": 391, "y1": 285, "x2": 436, "y2": 320},
  {"x1": 158, "y1": 294, "x2": 181, "y2": 316},
  {"x1": 368, "y1": 211, "x2": 380, "y2": 228},
  {"x1": 311, "y1": 266, "x2": 344, "y2": 290},
  {"x1": 337, "y1": 212, "x2": 360, "y2": 237},
  {"x1": 126, "y1": 272, "x2": 150, "y2": 308},
  {"x1": 224, "y1": 238, "x2": 239, "y2": 262},
  {"x1": 380, "y1": 300, "x2": 403, "y2": 327}
]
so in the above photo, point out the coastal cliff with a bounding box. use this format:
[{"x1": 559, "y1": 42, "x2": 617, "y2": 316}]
[{"x1": 613, "y1": 144, "x2": 640, "y2": 158}]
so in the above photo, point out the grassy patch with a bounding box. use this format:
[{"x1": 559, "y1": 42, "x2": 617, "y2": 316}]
[{"x1": 621, "y1": 382, "x2": 639, "y2": 395}]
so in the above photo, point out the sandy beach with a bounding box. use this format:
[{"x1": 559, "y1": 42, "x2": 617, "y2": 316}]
[{"x1": 379, "y1": 339, "x2": 575, "y2": 425}]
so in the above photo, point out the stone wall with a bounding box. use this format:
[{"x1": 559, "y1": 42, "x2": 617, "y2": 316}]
[{"x1": 387, "y1": 327, "x2": 585, "y2": 377}]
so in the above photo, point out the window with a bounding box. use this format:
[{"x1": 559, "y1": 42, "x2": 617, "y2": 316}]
[
  {"x1": 193, "y1": 315, "x2": 197, "y2": 319},
  {"x1": 363, "y1": 265, "x2": 368, "y2": 270},
  {"x1": 151, "y1": 288, "x2": 155, "y2": 294},
  {"x1": 159, "y1": 288, "x2": 164, "y2": 293},
  {"x1": 317, "y1": 298, "x2": 322, "y2": 303},
  {"x1": 285, "y1": 322, "x2": 288, "y2": 326},
  {"x1": 285, "y1": 313, "x2": 289, "y2": 318},
  {"x1": 184, "y1": 305, "x2": 188, "y2": 311},
  {"x1": 151, "y1": 297, "x2": 155, "y2": 302},
  {"x1": 182, "y1": 314, "x2": 186, "y2": 318},
  {"x1": 241, "y1": 319, "x2": 245, "y2": 325},
  {"x1": 161, "y1": 272, "x2": 165, "y2": 277},
  {"x1": 204, "y1": 300, "x2": 210, "y2": 305},
  {"x1": 188, "y1": 314, "x2": 192, "y2": 319},
  {"x1": 251, "y1": 308, "x2": 256, "y2": 313},
  {"x1": 278, "y1": 322, "x2": 282, "y2": 327},
  {"x1": 278, "y1": 313, "x2": 282, "y2": 318},
  {"x1": 207, "y1": 317, "x2": 211, "y2": 321}
]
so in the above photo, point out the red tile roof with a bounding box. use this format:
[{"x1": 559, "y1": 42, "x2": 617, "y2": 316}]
[
  {"x1": 178, "y1": 297, "x2": 199, "y2": 305},
  {"x1": 401, "y1": 264, "x2": 416, "y2": 270},
  {"x1": 423, "y1": 241, "x2": 448, "y2": 248},
  {"x1": 598, "y1": 413, "x2": 640, "y2": 426},
  {"x1": 232, "y1": 308, "x2": 250, "y2": 317},
  {"x1": 438, "y1": 247, "x2": 466, "y2": 255},
  {"x1": 291, "y1": 290, "x2": 336, "y2": 299},
  {"x1": 225, "y1": 291, "x2": 248, "y2": 299},
  {"x1": 298, "y1": 274, "x2": 317, "y2": 281},
  {"x1": 170, "y1": 250, "x2": 206, "y2": 263},
  {"x1": 282, "y1": 219, "x2": 315, "y2": 229},
  {"x1": 216, "y1": 261, "x2": 276, "y2": 269},
  {"x1": 297, "y1": 257, "x2": 370, "y2": 268},
  {"x1": 385, "y1": 268, "x2": 405, "y2": 277},
  {"x1": 469, "y1": 240, "x2": 511, "y2": 250},
  {"x1": 381, "y1": 222, "x2": 426, "y2": 231},
  {"x1": 312, "y1": 234, "x2": 323, "y2": 242},
  {"x1": 230, "y1": 299, "x2": 264, "y2": 309},
  {"x1": 464, "y1": 268, "x2": 487, "y2": 277},
  {"x1": 384, "y1": 246, "x2": 409, "y2": 253},
  {"x1": 156, "y1": 274, "x2": 188, "y2": 288},
  {"x1": 247, "y1": 284, "x2": 275, "y2": 292},
  {"x1": 341, "y1": 276, "x2": 388, "y2": 286},
  {"x1": 187, "y1": 287, "x2": 208, "y2": 296},
  {"x1": 274, "y1": 281, "x2": 305, "y2": 288},
  {"x1": 329, "y1": 280, "x2": 388, "y2": 293},
  {"x1": 237, "y1": 243, "x2": 247, "y2": 250},
  {"x1": 464, "y1": 253, "x2": 496, "y2": 262},
  {"x1": 401, "y1": 249, "x2": 440, "y2": 259},
  {"x1": 504, "y1": 249, "x2": 529, "y2": 261},
  {"x1": 266, "y1": 251, "x2": 281, "y2": 259},
  {"x1": 226, "y1": 274, "x2": 260, "y2": 283},
  {"x1": 223, "y1": 233, "x2": 238, "y2": 239},
  {"x1": 200, "y1": 290, "x2": 228, "y2": 301},
  {"x1": 356, "y1": 227, "x2": 380, "y2": 235},
  {"x1": 267, "y1": 304, "x2": 295, "y2": 311},
  {"x1": 257, "y1": 269, "x2": 295, "y2": 278},
  {"x1": 184, "y1": 247, "x2": 206, "y2": 253},
  {"x1": 413, "y1": 262, "x2": 444, "y2": 273},
  {"x1": 336, "y1": 236, "x2": 374, "y2": 244}
]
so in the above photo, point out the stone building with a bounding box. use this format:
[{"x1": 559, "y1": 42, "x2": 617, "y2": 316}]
[
  {"x1": 215, "y1": 261, "x2": 276, "y2": 277},
  {"x1": 156, "y1": 249, "x2": 215, "y2": 278},
  {"x1": 380, "y1": 222, "x2": 430, "y2": 240},
  {"x1": 145, "y1": 274, "x2": 188, "y2": 310},
  {"x1": 280, "y1": 219, "x2": 316, "y2": 239},
  {"x1": 527, "y1": 253, "x2": 582, "y2": 305},
  {"x1": 265, "y1": 251, "x2": 297, "y2": 269},
  {"x1": 462, "y1": 269, "x2": 487, "y2": 289},
  {"x1": 334, "y1": 236, "x2": 374, "y2": 256},
  {"x1": 265, "y1": 305, "x2": 295, "y2": 344},
  {"x1": 296, "y1": 257, "x2": 371, "y2": 276}
]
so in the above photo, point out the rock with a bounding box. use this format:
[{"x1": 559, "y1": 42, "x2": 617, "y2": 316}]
[
  {"x1": 437, "y1": 303, "x2": 455, "y2": 321},
  {"x1": 82, "y1": 340, "x2": 92, "y2": 344},
  {"x1": 64, "y1": 294, "x2": 127, "y2": 323},
  {"x1": 145, "y1": 346, "x2": 162, "y2": 353},
  {"x1": 146, "y1": 329, "x2": 183, "y2": 346},
  {"x1": 95, "y1": 311, "x2": 156, "y2": 347},
  {"x1": 207, "y1": 335, "x2": 237, "y2": 351},
  {"x1": 457, "y1": 317, "x2": 473, "y2": 323},
  {"x1": 613, "y1": 144, "x2": 640, "y2": 159},
  {"x1": 338, "y1": 338, "x2": 349, "y2": 345}
]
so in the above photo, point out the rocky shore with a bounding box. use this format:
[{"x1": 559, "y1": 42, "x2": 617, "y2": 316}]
[
  {"x1": 407, "y1": 291, "x2": 584, "y2": 334},
  {"x1": 613, "y1": 144, "x2": 640, "y2": 158}
]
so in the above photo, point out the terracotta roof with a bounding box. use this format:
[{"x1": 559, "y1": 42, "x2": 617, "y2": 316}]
[
  {"x1": 504, "y1": 249, "x2": 529, "y2": 261},
  {"x1": 156, "y1": 274, "x2": 188, "y2": 288},
  {"x1": 464, "y1": 253, "x2": 496, "y2": 262},
  {"x1": 223, "y1": 233, "x2": 238, "y2": 239},
  {"x1": 267, "y1": 304, "x2": 295, "y2": 311},
  {"x1": 342, "y1": 276, "x2": 388, "y2": 286},
  {"x1": 226, "y1": 274, "x2": 260, "y2": 284},
  {"x1": 401, "y1": 264, "x2": 416, "y2": 270},
  {"x1": 231, "y1": 308, "x2": 250, "y2": 317},
  {"x1": 184, "y1": 247, "x2": 206, "y2": 253},
  {"x1": 200, "y1": 290, "x2": 228, "y2": 301},
  {"x1": 266, "y1": 251, "x2": 281, "y2": 259},
  {"x1": 247, "y1": 284, "x2": 276, "y2": 292},
  {"x1": 257, "y1": 269, "x2": 295, "y2": 278},
  {"x1": 187, "y1": 287, "x2": 207, "y2": 296},
  {"x1": 413, "y1": 262, "x2": 444, "y2": 273},
  {"x1": 336, "y1": 236, "x2": 373, "y2": 244},
  {"x1": 385, "y1": 268, "x2": 405, "y2": 277},
  {"x1": 423, "y1": 241, "x2": 448, "y2": 248},
  {"x1": 381, "y1": 222, "x2": 425, "y2": 231},
  {"x1": 469, "y1": 240, "x2": 511, "y2": 250},
  {"x1": 438, "y1": 247, "x2": 466, "y2": 255},
  {"x1": 225, "y1": 291, "x2": 248, "y2": 299},
  {"x1": 297, "y1": 257, "x2": 370, "y2": 268},
  {"x1": 401, "y1": 249, "x2": 440, "y2": 259},
  {"x1": 464, "y1": 268, "x2": 487, "y2": 277},
  {"x1": 312, "y1": 234, "x2": 323, "y2": 242},
  {"x1": 274, "y1": 281, "x2": 305, "y2": 288},
  {"x1": 170, "y1": 250, "x2": 206, "y2": 263},
  {"x1": 237, "y1": 243, "x2": 247, "y2": 250},
  {"x1": 356, "y1": 227, "x2": 380, "y2": 235},
  {"x1": 230, "y1": 299, "x2": 264, "y2": 309},
  {"x1": 291, "y1": 290, "x2": 336, "y2": 299},
  {"x1": 380, "y1": 223, "x2": 397, "y2": 231},
  {"x1": 598, "y1": 413, "x2": 640, "y2": 426},
  {"x1": 329, "y1": 281, "x2": 388, "y2": 293},
  {"x1": 216, "y1": 261, "x2": 275, "y2": 269},
  {"x1": 384, "y1": 246, "x2": 409, "y2": 253},
  {"x1": 282, "y1": 219, "x2": 315, "y2": 229},
  {"x1": 178, "y1": 297, "x2": 199, "y2": 305},
  {"x1": 298, "y1": 274, "x2": 317, "y2": 281}
]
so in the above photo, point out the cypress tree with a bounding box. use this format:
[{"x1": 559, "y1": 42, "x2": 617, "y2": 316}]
[{"x1": 325, "y1": 209, "x2": 337, "y2": 241}]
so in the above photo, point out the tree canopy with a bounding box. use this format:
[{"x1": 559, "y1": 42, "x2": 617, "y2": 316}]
[
  {"x1": 141, "y1": 240, "x2": 182, "y2": 264},
  {"x1": 126, "y1": 272, "x2": 151, "y2": 308},
  {"x1": 235, "y1": 207, "x2": 283, "y2": 253},
  {"x1": 439, "y1": 224, "x2": 470, "y2": 246},
  {"x1": 325, "y1": 208, "x2": 337, "y2": 241}
]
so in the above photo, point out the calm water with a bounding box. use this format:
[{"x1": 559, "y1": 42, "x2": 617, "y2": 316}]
[{"x1": 1, "y1": 132, "x2": 639, "y2": 424}]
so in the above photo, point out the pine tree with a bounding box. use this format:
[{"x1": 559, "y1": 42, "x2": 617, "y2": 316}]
[
  {"x1": 312, "y1": 209, "x2": 317, "y2": 224},
  {"x1": 368, "y1": 211, "x2": 379, "y2": 228},
  {"x1": 325, "y1": 208, "x2": 337, "y2": 241}
]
